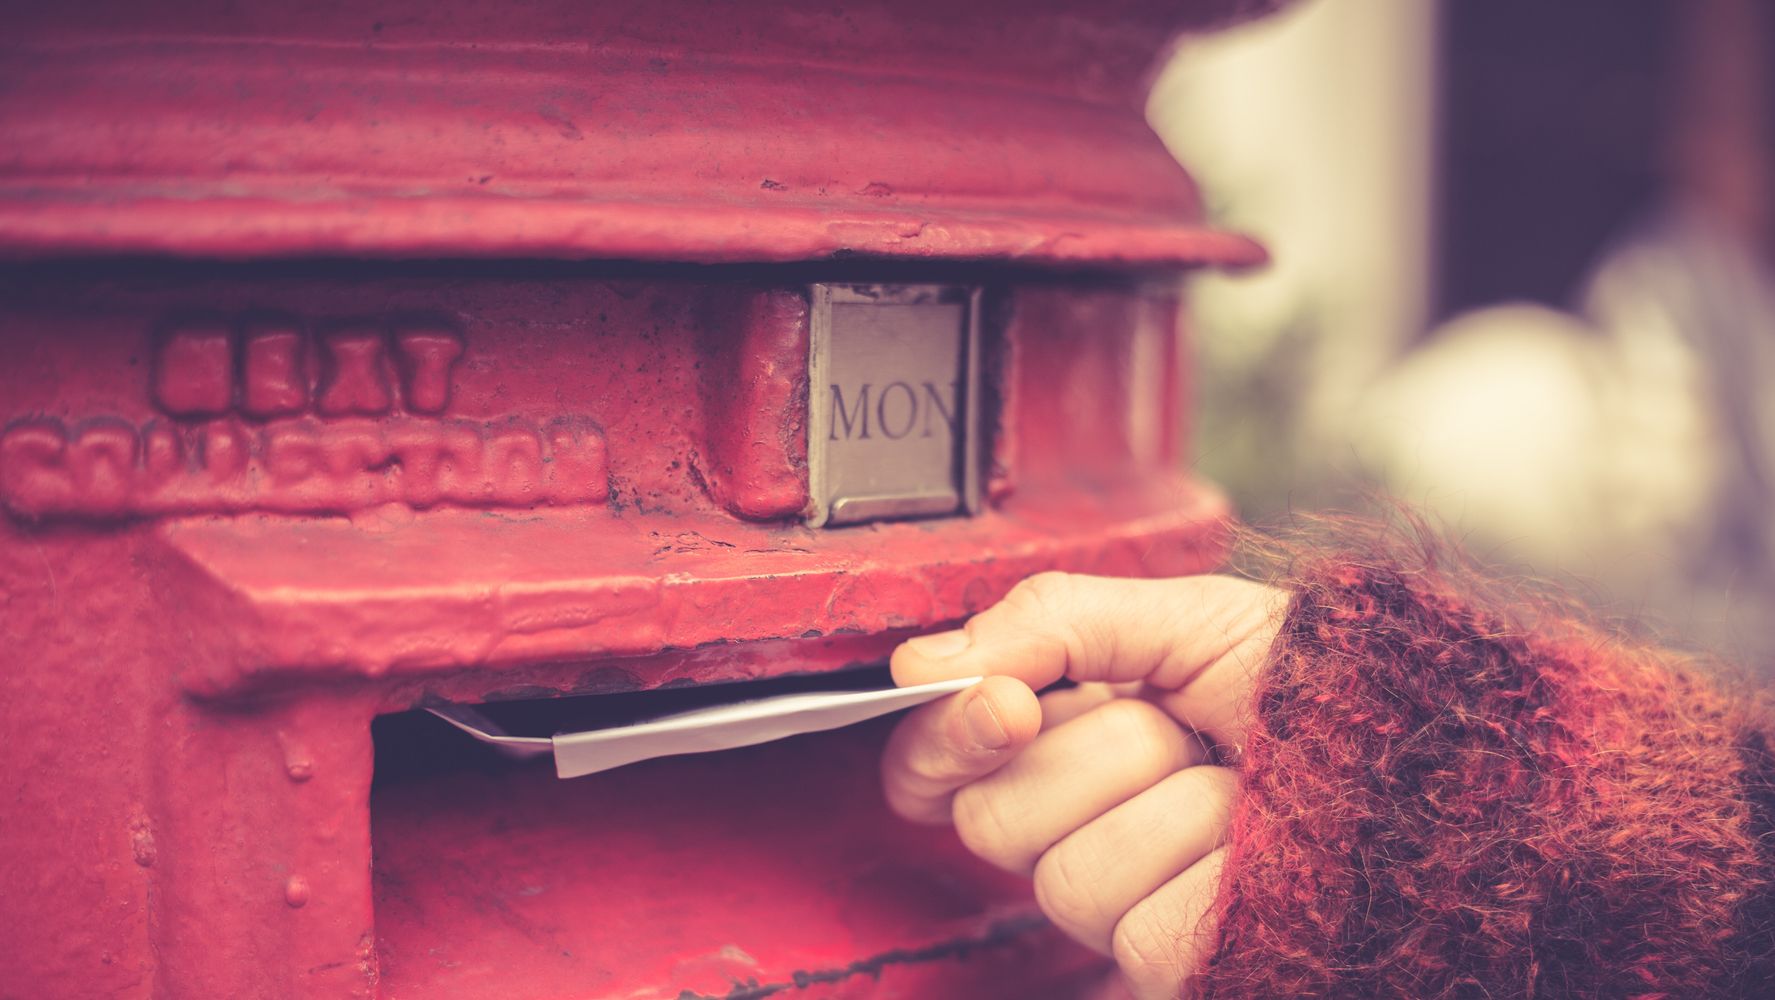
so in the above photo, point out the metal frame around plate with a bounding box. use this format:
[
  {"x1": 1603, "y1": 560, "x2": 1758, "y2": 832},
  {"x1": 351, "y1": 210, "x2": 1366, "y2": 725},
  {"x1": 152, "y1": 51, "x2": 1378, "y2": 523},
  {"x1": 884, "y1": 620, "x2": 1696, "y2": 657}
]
[{"x1": 807, "y1": 283, "x2": 982, "y2": 528}]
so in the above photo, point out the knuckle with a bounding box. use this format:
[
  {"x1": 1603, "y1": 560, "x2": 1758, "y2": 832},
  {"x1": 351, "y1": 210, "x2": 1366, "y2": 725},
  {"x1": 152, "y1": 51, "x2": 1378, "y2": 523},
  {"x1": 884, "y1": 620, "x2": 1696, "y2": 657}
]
[
  {"x1": 988, "y1": 571, "x2": 1072, "y2": 629},
  {"x1": 881, "y1": 781, "x2": 928, "y2": 823},
  {"x1": 1092, "y1": 699, "x2": 1187, "y2": 774},
  {"x1": 950, "y1": 782, "x2": 1025, "y2": 872},
  {"x1": 1112, "y1": 906, "x2": 1185, "y2": 995},
  {"x1": 1033, "y1": 842, "x2": 1109, "y2": 939},
  {"x1": 880, "y1": 759, "x2": 941, "y2": 823},
  {"x1": 1168, "y1": 761, "x2": 1232, "y2": 801},
  {"x1": 965, "y1": 571, "x2": 1081, "y2": 669},
  {"x1": 1195, "y1": 766, "x2": 1242, "y2": 822},
  {"x1": 1015, "y1": 570, "x2": 1074, "y2": 610},
  {"x1": 879, "y1": 758, "x2": 929, "y2": 824},
  {"x1": 901, "y1": 734, "x2": 961, "y2": 787}
]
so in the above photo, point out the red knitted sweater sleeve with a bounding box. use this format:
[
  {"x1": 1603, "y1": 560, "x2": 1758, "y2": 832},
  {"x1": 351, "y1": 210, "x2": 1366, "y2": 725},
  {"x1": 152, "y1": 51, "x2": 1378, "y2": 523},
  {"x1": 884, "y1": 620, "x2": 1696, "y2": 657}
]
[{"x1": 1197, "y1": 545, "x2": 1775, "y2": 999}]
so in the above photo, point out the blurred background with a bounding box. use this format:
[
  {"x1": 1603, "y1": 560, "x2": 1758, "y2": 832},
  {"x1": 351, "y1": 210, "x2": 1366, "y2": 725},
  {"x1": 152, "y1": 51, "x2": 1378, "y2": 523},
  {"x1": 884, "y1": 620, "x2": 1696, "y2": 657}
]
[{"x1": 1150, "y1": 0, "x2": 1775, "y2": 668}]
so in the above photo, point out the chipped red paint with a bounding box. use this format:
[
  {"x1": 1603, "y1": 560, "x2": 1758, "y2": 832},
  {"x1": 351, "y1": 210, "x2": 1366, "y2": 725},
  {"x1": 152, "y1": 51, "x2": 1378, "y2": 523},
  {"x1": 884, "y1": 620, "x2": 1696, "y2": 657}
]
[
  {"x1": 0, "y1": 1, "x2": 1282, "y2": 997},
  {"x1": 696, "y1": 288, "x2": 814, "y2": 521}
]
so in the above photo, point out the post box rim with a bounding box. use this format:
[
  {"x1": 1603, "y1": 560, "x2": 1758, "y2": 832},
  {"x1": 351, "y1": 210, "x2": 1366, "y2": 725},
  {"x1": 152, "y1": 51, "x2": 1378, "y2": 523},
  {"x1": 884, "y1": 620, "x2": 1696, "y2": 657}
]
[{"x1": 0, "y1": 197, "x2": 1269, "y2": 270}]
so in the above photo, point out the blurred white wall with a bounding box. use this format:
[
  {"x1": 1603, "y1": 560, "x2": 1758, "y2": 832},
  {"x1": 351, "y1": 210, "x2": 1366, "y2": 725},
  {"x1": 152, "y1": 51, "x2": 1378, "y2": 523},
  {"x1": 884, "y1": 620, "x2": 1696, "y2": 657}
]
[
  {"x1": 1149, "y1": 0, "x2": 1775, "y2": 663},
  {"x1": 1148, "y1": 0, "x2": 1438, "y2": 514}
]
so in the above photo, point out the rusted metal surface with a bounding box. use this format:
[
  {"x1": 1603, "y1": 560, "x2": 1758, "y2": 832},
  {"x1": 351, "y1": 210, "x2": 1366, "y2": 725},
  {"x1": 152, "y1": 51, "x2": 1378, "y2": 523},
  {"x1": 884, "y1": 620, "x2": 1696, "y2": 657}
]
[{"x1": 0, "y1": 1, "x2": 1275, "y2": 996}]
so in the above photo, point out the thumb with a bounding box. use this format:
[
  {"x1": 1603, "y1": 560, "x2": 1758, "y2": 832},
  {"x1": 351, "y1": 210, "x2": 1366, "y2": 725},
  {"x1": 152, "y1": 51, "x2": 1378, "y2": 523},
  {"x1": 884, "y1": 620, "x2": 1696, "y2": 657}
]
[{"x1": 891, "y1": 572, "x2": 1287, "y2": 748}]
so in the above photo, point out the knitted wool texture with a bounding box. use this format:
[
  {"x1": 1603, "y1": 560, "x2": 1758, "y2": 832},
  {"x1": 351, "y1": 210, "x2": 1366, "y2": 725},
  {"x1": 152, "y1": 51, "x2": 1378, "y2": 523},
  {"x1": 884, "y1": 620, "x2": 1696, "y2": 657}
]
[{"x1": 1197, "y1": 532, "x2": 1775, "y2": 998}]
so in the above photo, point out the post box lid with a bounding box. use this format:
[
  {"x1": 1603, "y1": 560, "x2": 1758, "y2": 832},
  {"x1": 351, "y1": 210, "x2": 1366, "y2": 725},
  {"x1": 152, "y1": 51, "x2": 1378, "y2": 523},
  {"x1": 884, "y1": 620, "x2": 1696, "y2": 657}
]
[{"x1": 0, "y1": 0, "x2": 1280, "y2": 268}]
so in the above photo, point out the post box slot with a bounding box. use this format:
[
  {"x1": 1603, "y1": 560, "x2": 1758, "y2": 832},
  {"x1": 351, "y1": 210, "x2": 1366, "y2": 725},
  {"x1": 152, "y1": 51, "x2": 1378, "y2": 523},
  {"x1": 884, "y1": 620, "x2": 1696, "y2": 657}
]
[
  {"x1": 375, "y1": 666, "x2": 978, "y2": 782},
  {"x1": 378, "y1": 669, "x2": 877, "y2": 780},
  {"x1": 460, "y1": 668, "x2": 899, "y2": 735}
]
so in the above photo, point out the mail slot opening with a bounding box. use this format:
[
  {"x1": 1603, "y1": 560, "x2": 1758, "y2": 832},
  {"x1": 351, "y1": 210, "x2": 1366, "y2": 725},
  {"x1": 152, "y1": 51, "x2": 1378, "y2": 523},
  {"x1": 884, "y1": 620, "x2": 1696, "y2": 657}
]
[{"x1": 369, "y1": 664, "x2": 937, "y2": 792}]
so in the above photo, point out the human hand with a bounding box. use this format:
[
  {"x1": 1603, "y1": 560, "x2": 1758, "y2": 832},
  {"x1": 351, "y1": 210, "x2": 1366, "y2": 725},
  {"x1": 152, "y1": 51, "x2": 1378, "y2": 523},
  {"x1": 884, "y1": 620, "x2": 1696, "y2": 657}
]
[{"x1": 880, "y1": 572, "x2": 1288, "y2": 998}]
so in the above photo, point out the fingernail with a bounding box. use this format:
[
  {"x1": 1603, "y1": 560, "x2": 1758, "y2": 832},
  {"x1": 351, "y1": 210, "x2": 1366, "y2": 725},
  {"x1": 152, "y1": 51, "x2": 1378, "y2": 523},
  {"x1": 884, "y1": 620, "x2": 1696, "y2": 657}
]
[
  {"x1": 906, "y1": 629, "x2": 970, "y2": 659},
  {"x1": 963, "y1": 692, "x2": 1011, "y2": 750}
]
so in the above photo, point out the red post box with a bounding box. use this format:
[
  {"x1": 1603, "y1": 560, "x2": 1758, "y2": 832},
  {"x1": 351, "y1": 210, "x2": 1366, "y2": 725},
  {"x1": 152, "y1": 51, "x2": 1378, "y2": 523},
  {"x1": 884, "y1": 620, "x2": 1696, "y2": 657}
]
[{"x1": 0, "y1": 2, "x2": 1277, "y2": 996}]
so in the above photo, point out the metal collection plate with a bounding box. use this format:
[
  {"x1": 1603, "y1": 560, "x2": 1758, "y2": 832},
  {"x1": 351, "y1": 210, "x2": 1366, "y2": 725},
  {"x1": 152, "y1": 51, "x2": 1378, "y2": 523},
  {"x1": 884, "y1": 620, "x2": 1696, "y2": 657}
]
[{"x1": 807, "y1": 284, "x2": 981, "y2": 527}]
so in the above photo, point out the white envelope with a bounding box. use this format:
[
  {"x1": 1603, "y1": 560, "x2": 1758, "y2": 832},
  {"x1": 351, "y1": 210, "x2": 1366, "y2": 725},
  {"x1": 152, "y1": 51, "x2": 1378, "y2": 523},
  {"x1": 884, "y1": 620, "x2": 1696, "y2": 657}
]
[{"x1": 427, "y1": 675, "x2": 982, "y2": 778}]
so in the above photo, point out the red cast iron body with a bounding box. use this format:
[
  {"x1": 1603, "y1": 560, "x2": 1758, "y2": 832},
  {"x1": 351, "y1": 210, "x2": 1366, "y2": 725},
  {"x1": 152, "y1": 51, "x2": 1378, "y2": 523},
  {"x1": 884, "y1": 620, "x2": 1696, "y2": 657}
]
[{"x1": 0, "y1": 2, "x2": 1276, "y2": 997}]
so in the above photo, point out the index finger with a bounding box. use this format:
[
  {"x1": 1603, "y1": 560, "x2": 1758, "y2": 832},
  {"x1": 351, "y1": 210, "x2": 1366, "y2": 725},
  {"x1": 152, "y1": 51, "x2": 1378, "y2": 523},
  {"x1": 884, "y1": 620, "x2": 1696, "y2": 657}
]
[{"x1": 890, "y1": 573, "x2": 1286, "y2": 747}]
